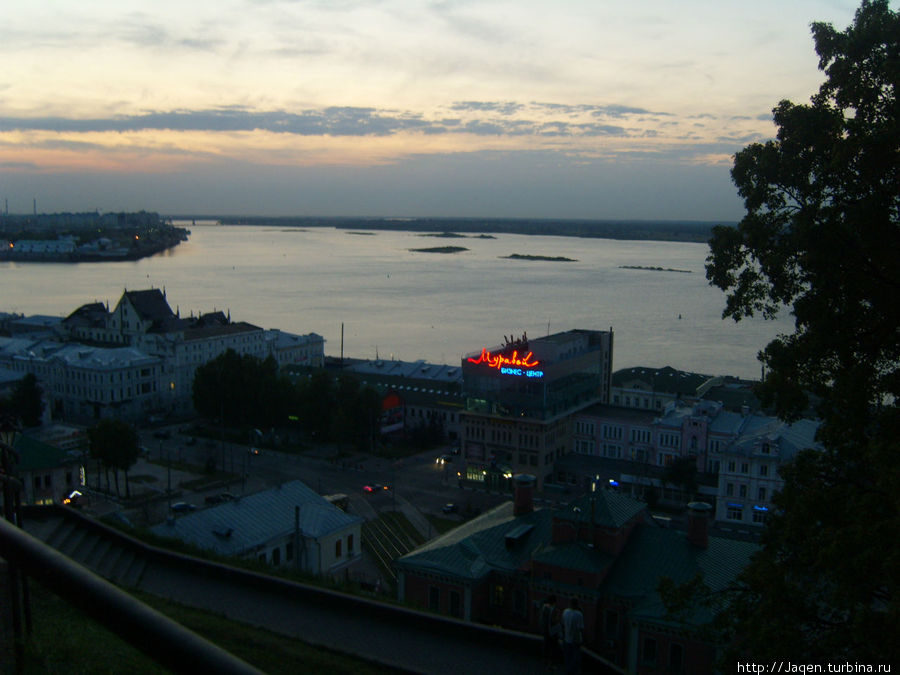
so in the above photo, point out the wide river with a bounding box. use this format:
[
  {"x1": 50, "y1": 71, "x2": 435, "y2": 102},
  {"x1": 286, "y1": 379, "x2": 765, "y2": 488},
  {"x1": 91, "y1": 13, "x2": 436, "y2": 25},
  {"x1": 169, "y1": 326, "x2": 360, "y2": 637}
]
[{"x1": 2, "y1": 223, "x2": 791, "y2": 380}]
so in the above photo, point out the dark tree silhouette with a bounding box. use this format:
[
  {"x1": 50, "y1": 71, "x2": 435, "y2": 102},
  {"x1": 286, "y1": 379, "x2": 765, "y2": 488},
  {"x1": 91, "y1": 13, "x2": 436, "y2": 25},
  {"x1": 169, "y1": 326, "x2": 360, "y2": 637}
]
[{"x1": 706, "y1": 1, "x2": 899, "y2": 663}]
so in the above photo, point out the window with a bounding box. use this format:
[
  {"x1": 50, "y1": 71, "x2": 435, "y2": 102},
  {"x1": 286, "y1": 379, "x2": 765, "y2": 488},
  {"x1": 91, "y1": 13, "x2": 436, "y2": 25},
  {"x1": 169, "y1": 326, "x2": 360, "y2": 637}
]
[
  {"x1": 758, "y1": 487, "x2": 767, "y2": 501},
  {"x1": 739, "y1": 484, "x2": 747, "y2": 498},
  {"x1": 335, "y1": 539, "x2": 342, "y2": 558},
  {"x1": 760, "y1": 464, "x2": 769, "y2": 477},
  {"x1": 659, "y1": 432, "x2": 680, "y2": 449},
  {"x1": 449, "y1": 591, "x2": 461, "y2": 618},
  {"x1": 286, "y1": 542, "x2": 294, "y2": 561},
  {"x1": 727, "y1": 505, "x2": 743, "y2": 521},
  {"x1": 753, "y1": 509, "x2": 768, "y2": 524},
  {"x1": 602, "y1": 425, "x2": 623, "y2": 441},
  {"x1": 669, "y1": 643, "x2": 684, "y2": 673},
  {"x1": 348, "y1": 534, "x2": 354, "y2": 553},
  {"x1": 272, "y1": 547, "x2": 281, "y2": 565},
  {"x1": 605, "y1": 610, "x2": 618, "y2": 637},
  {"x1": 642, "y1": 637, "x2": 657, "y2": 666},
  {"x1": 490, "y1": 584, "x2": 505, "y2": 607},
  {"x1": 429, "y1": 586, "x2": 440, "y2": 612},
  {"x1": 726, "y1": 483, "x2": 734, "y2": 496},
  {"x1": 741, "y1": 462, "x2": 749, "y2": 474}
]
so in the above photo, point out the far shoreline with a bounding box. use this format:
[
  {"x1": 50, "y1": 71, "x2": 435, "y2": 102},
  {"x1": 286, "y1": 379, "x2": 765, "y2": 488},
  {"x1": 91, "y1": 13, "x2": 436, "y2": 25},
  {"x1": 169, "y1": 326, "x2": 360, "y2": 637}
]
[{"x1": 197, "y1": 215, "x2": 729, "y2": 245}]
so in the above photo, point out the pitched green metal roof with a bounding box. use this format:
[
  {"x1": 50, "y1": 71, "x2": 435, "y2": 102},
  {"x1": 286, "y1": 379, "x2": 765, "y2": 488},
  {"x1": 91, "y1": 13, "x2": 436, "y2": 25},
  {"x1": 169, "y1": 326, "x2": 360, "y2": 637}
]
[
  {"x1": 531, "y1": 540, "x2": 614, "y2": 574},
  {"x1": 553, "y1": 489, "x2": 647, "y2": 529},
  {"x1": 600, "y1": 524, "x2": 758, "y2": 626},
  {"x1": 397, "y1": 502, "x2": 555, "y2": 580},
  {"x1": 13, "y1": 434, "x2": 73, "y2": 472}
]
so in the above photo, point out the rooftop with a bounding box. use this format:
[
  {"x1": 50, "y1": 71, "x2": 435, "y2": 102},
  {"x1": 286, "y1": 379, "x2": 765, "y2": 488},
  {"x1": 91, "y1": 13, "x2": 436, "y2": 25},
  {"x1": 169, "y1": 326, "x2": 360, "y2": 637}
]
[{"x1": 150, "y1": 480, "x2": 363, "y2": 557}]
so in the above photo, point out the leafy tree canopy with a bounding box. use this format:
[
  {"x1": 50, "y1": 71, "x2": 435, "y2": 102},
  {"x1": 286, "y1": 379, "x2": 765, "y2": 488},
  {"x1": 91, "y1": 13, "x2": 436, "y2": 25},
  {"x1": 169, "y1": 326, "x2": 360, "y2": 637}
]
[
  {"x1": 88, "y1": 418, "x2": 140, "y2": 473},
  {"x1": 706, "y1": 0, "x2": 899, "y2": 664},
  {"x1": 9, "y1": 374, "x2": 44, "y2": 427},
  {"x1": 192, "y1": 350, "x2": 296, "y2": 430}
]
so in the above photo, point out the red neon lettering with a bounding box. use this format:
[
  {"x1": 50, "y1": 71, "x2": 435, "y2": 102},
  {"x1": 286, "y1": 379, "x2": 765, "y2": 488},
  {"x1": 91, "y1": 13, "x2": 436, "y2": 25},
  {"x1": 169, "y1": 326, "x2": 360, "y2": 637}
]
[{"x1": 467, "y1": 348, "x2": 540, "y2": 370}]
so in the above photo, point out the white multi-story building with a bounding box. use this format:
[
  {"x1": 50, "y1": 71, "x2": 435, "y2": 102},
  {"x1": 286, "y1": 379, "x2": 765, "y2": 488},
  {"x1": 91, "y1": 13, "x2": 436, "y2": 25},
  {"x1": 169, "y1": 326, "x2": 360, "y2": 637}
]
[
  {"x1": 570, "y1": 401, "x2": 820, "y2": 527},
  {"x1": 1, "y1": 338, "x2": 164, "y2": 423},
  {"x1": 265, "y1": 329, "x2": 325, "y2": 368},
  {"x1": 714, "y1": 417, "x2": 820, "y2": 527},
  {"x1": 2, "y1": 288, "x2": 325, "y2": 423}
]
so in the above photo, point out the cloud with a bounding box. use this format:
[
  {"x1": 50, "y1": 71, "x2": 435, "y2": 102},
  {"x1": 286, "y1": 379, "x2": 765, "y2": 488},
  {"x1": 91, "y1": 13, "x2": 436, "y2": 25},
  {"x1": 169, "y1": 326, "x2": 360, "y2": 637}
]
[
  {"x1": 0, "y1": 104, "x2": 640, "y2": 139},
  {"x1": 450, "y1": 101, "x2": 525, "y2": 115},
  {"x1": 0, "y1": 160, "x2": 41, "y2": 170}
]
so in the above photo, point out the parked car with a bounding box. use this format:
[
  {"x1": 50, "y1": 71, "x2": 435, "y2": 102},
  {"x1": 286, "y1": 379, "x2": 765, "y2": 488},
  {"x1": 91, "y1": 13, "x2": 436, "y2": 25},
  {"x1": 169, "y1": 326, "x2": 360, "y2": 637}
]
[
  {"x1": 442, "y1": 503, "x2": 458, "y2": 514},
  {"x1": 205, "y1": 494, "x2": 225, "y2": 506},
  {"x1": 62, "y1": 490, "x2": 83, "y2": 507},
  {"x1": 435, "y1": 454, "x2": 453, "y2": 465},
  {"x1": 170, "y1": 502, "x2": 196, "y2": 512}
]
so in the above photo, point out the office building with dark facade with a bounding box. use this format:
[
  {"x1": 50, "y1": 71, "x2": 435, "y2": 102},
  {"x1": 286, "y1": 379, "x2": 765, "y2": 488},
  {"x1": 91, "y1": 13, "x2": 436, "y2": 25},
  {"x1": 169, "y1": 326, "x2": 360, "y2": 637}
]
[{"x1": 459, "y1": 329, "x2": 613, "y2": 489}]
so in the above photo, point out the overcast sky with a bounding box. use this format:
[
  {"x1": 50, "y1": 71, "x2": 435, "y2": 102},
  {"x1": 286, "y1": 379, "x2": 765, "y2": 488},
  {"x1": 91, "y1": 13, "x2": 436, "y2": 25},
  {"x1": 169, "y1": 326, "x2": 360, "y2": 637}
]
[{"x1": 0, "y1": 1, "x2": 872, "y2": 221}]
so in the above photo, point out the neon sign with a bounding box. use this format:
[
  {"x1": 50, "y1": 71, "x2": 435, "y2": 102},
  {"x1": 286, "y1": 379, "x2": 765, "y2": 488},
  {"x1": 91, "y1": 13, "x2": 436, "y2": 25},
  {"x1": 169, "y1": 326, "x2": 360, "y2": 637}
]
[{"x1": 468, "y1": 348, "x2": 544, "y2": 378}]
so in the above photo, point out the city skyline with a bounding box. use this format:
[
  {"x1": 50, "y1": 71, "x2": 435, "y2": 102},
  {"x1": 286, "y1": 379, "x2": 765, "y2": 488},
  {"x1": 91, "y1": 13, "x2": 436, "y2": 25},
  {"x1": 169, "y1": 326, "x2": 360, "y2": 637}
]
[{"x1": 0, "y1": 1, "x2": 867, "y2": 221}]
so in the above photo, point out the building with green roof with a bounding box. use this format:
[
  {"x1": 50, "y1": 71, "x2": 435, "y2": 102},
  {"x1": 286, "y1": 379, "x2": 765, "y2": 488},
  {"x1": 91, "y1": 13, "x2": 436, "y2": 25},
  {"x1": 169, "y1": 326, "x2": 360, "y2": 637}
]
[
  {"x1": 396, "y1": 477, "x2": 756, "y2": 673},
  {"x1": 13, "y1": 433, "x2": 81, "y2": 505}
]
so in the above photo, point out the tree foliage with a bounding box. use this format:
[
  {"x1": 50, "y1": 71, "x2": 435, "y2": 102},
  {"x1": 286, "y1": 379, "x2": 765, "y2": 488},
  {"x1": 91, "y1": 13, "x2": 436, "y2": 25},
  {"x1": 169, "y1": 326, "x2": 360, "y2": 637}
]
[
  {"x1": 706, "y1": 0, "x2": 899, "y2": 663},
  {"x1": 6, "y1": 374, "x2": 45, "y2": 427},
  {"x1": 192, "y1": 350, "x2": 297, "y2": 430},
  {"x1": 88, "y1": 418, "x2": 140, "y2": 497},
  {"x1": 295, "y1": 371, "x2": 382, "y2": 451}
]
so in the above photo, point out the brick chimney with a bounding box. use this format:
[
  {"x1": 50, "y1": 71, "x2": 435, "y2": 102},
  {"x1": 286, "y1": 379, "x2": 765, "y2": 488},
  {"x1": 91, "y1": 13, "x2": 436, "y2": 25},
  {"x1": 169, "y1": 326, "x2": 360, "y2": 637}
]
[
  {"x1": 513, "y1": 474, "x2": 535, "y2": 516},
  {"x1": 686, "y1": 501, "x2": 711, "y2": 548}
]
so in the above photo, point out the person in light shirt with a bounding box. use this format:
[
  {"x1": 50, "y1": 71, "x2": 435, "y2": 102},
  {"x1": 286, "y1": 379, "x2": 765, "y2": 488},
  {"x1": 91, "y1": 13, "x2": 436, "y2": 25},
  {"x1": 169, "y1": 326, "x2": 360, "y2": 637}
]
[{"x1": 561, "y1": 597, "x2": 584, "y2": 674}]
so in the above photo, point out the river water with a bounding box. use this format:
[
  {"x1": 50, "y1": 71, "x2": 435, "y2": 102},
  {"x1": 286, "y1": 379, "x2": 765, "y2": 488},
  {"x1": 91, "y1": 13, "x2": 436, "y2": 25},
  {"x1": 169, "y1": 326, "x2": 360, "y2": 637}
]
[{"x1": 2, "y1": 223, "x2": 791, "y2": 379}]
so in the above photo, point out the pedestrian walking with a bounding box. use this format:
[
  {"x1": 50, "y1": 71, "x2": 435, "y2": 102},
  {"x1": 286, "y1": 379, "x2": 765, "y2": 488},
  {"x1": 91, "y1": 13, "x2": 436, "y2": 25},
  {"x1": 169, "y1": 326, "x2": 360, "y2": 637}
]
[
  {"x1": 561, "y1": 597, "x2": 584, "y2": 675},
  {"x1": 540, "y1": 595, "x2": 561, "y2": 668}
]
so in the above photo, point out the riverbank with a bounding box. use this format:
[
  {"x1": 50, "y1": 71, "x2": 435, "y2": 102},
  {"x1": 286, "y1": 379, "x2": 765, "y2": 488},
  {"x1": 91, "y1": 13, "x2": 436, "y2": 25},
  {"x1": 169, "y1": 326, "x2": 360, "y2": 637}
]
[{"x1": 204, "y1": 215, "x2": 726, "y2": 244}]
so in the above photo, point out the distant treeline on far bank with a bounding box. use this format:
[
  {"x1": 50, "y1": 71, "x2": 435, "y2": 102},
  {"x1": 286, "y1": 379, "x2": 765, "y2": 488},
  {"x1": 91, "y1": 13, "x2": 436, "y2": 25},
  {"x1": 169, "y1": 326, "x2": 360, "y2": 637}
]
[{"x1": 189, "y1": 216, "x2": 732, "y2": 244}]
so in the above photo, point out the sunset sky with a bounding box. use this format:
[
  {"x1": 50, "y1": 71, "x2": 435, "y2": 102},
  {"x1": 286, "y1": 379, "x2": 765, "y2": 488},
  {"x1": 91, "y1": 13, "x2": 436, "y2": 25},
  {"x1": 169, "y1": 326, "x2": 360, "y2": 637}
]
[{"x1": 0, "y1": 1, "x2": 869, "y2": 221}]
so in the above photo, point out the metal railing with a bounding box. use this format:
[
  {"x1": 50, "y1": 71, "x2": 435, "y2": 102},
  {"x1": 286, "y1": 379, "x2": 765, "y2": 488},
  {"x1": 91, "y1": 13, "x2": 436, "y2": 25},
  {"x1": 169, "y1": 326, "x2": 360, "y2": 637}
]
[{"x1": 0, "y1": 516, "x2": 263, "y2": 675}]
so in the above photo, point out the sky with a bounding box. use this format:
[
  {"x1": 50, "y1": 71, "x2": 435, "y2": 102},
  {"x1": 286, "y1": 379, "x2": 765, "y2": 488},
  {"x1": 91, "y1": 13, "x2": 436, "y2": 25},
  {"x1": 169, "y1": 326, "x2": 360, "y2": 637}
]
[{"x1": 0, "y1": 0, "x2": 873, "y2": 221}]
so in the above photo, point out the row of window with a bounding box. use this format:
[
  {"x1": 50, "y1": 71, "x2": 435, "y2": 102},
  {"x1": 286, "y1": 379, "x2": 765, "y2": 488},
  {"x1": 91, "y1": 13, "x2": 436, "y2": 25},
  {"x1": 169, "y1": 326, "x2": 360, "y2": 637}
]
[
  {"x1": 725, "y1": 503, "x2": 769, "y2": 524},
  {"x1": 725, "y1": 484, "x2": 768, "y2": 501},
  {"x1": 723, "y1": 460, "x2": 770, "y2": 476},
  {"x1": 257, "y1": 534, "x2": 355, "y2": 567},
  {"x1": 612, "y1": 393, "x2": 666, "y2": 410},
  {"x1": 428, "y1": 585, "x2": 463, "y2": 617}
]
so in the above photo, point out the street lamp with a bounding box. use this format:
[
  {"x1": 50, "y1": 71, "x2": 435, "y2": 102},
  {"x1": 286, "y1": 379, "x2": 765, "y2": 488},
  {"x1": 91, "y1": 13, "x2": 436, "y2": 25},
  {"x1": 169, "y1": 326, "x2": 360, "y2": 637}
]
[
  {"x1": 1, "y1": 414, "x2": 22, "y2": 522},
  {"x1": 0, "y1": 413, "x2": 30, "y2": 668}
]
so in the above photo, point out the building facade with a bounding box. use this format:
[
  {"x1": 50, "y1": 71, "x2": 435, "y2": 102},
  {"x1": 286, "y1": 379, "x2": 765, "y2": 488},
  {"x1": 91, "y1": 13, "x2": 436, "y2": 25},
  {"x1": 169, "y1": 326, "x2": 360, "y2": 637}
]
[
  {"x1": 397, "y1": 478, "x2": 757, "y2": 673},
  {"x1": 567, "y1": 401, "x2": 820, "y2": 526},
  {"x1": 151, "y1": 480, "x2": 363, "y2": 577},
  {"x1": 459, "y1": 330, "x2": 614, "y2": 489},
  {"x1": 3, "y1": 288, "x2": 325, "y2": 423}
]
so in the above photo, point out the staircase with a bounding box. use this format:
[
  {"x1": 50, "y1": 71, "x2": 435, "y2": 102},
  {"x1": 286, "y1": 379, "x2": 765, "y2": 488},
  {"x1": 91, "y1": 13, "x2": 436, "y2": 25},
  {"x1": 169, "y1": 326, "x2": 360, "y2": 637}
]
[{"x1": 23, "y1": 511, "x2": 147, "y2": 588}]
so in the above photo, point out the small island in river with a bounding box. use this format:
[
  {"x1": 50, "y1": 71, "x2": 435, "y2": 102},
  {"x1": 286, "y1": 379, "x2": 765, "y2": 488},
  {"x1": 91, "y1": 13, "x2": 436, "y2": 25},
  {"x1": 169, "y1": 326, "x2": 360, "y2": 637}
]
[
  {"x1": 502, "y1": 254, "x2": 577, "y2": 262},
  {"x1": 619, "y1": 265, "x2": 692, "y2": 273},
  {"x1": 409, "y1": 246, "x2": 469, "y2": 254},
  {"x1": 419, "y1": 232, "x2": 496, "y2": 239}
]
